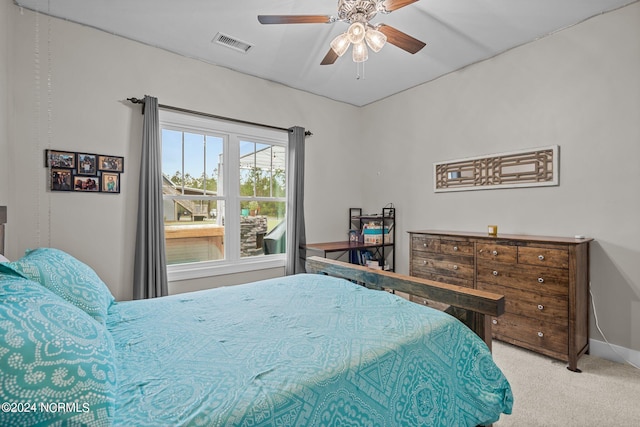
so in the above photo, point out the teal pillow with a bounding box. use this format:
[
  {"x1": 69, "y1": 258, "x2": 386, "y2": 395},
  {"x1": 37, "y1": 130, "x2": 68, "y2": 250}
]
[
  {"x1": 0, "y1": 273, "x2": 116, "y2": 426},
  {"x1": 0, "y1": 248, "x2": 114, "y2": 325}
]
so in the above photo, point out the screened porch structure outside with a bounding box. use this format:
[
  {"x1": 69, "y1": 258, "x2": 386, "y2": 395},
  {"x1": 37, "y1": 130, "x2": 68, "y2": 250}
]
[{"x1": 163, "y1": 144, "x2": 286, "y2": 265}]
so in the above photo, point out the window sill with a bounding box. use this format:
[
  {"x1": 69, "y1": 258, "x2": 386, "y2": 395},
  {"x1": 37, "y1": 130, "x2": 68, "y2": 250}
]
[{"x1": 167, "y1": 255, "x2": 286, "y2": 282}]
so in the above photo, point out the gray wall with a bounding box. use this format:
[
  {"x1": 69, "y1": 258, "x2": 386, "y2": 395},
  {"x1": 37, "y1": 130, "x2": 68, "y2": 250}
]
[
  {"x1": 2, "y1": 1, "x2": 638, "y2": 357},
  {"x1": 3, "y1": 2, "x2": 362, "y2": 301},
  {"x1": 361, "y1": 3, "x2": 640, "y2": 354},
  {"x1": 0, "y1": 0, "x2": 8, "y2": 205}
]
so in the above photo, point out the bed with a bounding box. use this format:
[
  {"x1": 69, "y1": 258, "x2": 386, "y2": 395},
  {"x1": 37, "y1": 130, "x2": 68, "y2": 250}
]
[{"x1": 1, "y1": 245, "x2": 513, "y2": 427}]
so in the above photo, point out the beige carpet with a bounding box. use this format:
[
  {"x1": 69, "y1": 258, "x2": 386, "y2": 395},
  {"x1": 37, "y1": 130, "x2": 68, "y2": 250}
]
[{"x1": 491, "y1": 341, "x2": 640, "y2": 426}]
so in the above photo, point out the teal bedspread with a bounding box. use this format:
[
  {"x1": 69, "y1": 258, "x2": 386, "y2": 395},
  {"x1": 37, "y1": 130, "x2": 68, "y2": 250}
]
[{"x1": 108, "y1": 274, "x2": 512, "y2": 426}]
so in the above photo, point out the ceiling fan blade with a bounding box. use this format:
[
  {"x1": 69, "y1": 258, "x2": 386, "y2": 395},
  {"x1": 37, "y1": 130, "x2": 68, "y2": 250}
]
[
  {"x1": 320, "y1": 48, "x2": 339, "y2": 65},
  {"x1": 382, "y1": 0, "x2": 420, "y2": 12},
  {"x1": 258, "y1": 15, "x2": 332, "y2": 25},
  {"x1": 377, "y1": 24, "x2": 426, "y2": 54}
]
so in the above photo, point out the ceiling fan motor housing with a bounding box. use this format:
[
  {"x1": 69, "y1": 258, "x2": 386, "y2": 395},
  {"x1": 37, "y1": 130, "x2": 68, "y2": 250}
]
[{"x1": 337, "y1": 0, "x2": 382, "y2": 23}]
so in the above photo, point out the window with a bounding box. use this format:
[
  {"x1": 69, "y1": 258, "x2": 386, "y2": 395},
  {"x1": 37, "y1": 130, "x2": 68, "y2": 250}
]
[{"x1": 160, "y1": 110, "x2": 287, "y2": 280}]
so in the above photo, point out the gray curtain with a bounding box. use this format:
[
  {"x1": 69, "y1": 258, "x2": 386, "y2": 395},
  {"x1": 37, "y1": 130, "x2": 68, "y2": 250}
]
[
  {"x1": 285, "y1": 126, "x2": 307, "y2": 275},
  {"x1": 133, "y1": 95, "x2": 168, "y2": 299}
]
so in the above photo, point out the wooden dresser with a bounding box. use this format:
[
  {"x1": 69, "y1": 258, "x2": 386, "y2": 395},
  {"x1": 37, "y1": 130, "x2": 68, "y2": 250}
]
[{"x1": 409, "y1": 230, "x2": 592, "y2": 372}]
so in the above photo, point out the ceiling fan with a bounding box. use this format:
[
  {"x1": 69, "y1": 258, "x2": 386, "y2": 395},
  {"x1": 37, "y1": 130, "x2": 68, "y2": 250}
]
[{"x1": 258, "y1": 0, "x2": 426, "y2": 65}]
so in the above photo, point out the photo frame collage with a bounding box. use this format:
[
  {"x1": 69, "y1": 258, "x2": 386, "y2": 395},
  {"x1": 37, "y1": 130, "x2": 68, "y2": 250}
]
[{"x1": 46, "y1": 150, "x2": 124, "y2": 194}]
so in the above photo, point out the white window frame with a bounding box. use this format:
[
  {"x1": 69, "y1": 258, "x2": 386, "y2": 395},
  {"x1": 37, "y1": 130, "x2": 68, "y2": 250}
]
[{"x1": 159, "y1": 110, "x2": 287, "y2": 282}]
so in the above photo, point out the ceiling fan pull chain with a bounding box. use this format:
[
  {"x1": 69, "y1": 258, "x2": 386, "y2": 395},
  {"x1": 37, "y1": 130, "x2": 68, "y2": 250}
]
[{"x1": 356, "y1": 61, "x2": 365, "y2": 80}]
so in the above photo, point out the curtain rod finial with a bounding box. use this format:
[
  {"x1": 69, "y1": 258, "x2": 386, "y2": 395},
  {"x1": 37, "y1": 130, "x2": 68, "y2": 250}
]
[{"x1": 127, "y1": 97, "x2": 146, "y2": 114}]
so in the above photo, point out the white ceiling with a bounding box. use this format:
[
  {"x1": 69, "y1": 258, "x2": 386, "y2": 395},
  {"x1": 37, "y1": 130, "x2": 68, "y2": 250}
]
[{"x1": 15, "y1": 0, "x2": 636, "y2": 106}]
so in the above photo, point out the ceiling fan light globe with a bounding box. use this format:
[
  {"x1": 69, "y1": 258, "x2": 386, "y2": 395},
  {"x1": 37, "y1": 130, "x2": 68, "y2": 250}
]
[
  {"x1": 352, "y1": 41, "x2": 368, "y2": 63},
  {"x1": 347, "y1": 22, "x2": 366, "y2": 44},
  {"x1": 330, "y1": 32, "x2": 351, "y2": 57},
  {"x1": 365, "y1": 28, "x2": 387, "y2": 52}
]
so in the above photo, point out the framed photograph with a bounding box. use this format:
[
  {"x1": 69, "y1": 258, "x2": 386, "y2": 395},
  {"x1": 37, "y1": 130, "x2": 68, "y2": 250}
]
[
  {"x1": 98, "y1": 155, "x2": 124, "y2": 173},
  {"x1": 73, "y1": 176, "x2": 99, "y2": 192},
  {"x1": 45, "y1": 149, "x2": 123, "y2": 195},
  {"x1": 77, "y1": 153, "x2": 98, "y2": 175},
  {"x1": 101, "y1": 173, "x2": 120, "y2": 193},
  {"x1": 46, "y1": 150, "x2": 75, "y2": 169},
  {"x1": 50, "y1": 169, "x2": 73, "y2": 191}
]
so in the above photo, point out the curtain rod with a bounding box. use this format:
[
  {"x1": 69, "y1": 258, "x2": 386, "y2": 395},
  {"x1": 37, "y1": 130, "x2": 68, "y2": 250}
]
[{"x1": 126, "y1": 97, "x2": 312, "y2": 137}]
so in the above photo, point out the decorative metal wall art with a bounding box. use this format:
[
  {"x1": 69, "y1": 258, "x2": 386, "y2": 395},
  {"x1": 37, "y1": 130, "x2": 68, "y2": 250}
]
[{"x1": 434, "y1": 145, "x2": 559, "y2": 192}]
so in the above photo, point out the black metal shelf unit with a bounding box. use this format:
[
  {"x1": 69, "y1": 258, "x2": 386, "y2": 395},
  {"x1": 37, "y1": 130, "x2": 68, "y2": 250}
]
[{"x1": 348, "y1": 206, "x2": 395, "y2": 271}]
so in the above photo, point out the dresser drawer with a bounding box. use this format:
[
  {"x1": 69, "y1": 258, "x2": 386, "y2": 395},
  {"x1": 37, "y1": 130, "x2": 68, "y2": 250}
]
[
  {"x1": 477, "y1": 243, "x2": 517, "y2": 263},
  {"x1": 411, "y1": 235, "x2": 440, "y2": 253},
  {"x1": 441, "y1": 240, "x2": 474, "y2": 256},
  {"x1": 478, "y1": 282, "x2": 568, "y2": 327},
  {"x1": 518, "y1": 246, "x2": 569, "y2": 269},
  {"x1": 491, "y1": 313, "x2": 568, "y2": 356},
  {"x1": 476, "y1": 262, "x2": 569, "y2": 296},
  {"x1": 411, "y1": 254, "x2": 474, "y2": 281},
  {"x1": 410, "y1": 270, "x2": 474, "y2": 288}
]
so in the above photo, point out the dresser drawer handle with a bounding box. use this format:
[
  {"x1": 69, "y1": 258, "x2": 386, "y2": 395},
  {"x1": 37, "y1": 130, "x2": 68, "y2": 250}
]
[
  {"x1": 492, "y1": 250, "x2": 498, "y2": 256},
  {"x1": 493, "y1": 270, "x2": 498, "y2": 276},
  {"x1": 423, "y1": 260, "x2": 427, "y2": 265},
  {"x1": 453, "y1": 265, "x2": 458, "y2": 270},
  {"x1": 453, "y1": 246, "x2": 458, "y2": 251},
  {"x1": 537, "y1": 331, "x2": 544, "y2": 338},
  {"x1": 538, "y1": 254, "x2": 545, "y2": 261},
  {"x1": 537, "y1": 304, "x2": 544, "y2": 311},
  {"x1": 492, "y1": 319, "x2": 498, "y2": 325},
  {"x1": 423, "y1": 243, "x2": 427, "y2": 247},
  {"x1": 538, "y1": 277, "x2": 544, "y2": 283}
]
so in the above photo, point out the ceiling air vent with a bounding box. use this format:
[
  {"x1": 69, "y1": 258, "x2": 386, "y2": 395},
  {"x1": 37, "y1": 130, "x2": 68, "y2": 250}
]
[{"x1": 213, "y1": 32, "x2": 253, "y2": 53}]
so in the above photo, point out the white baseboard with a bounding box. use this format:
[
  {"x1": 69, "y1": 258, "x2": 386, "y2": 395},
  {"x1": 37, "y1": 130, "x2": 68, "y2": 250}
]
[{"x1": 589, "y1": 339, "x2": 640, "y2": 367}]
